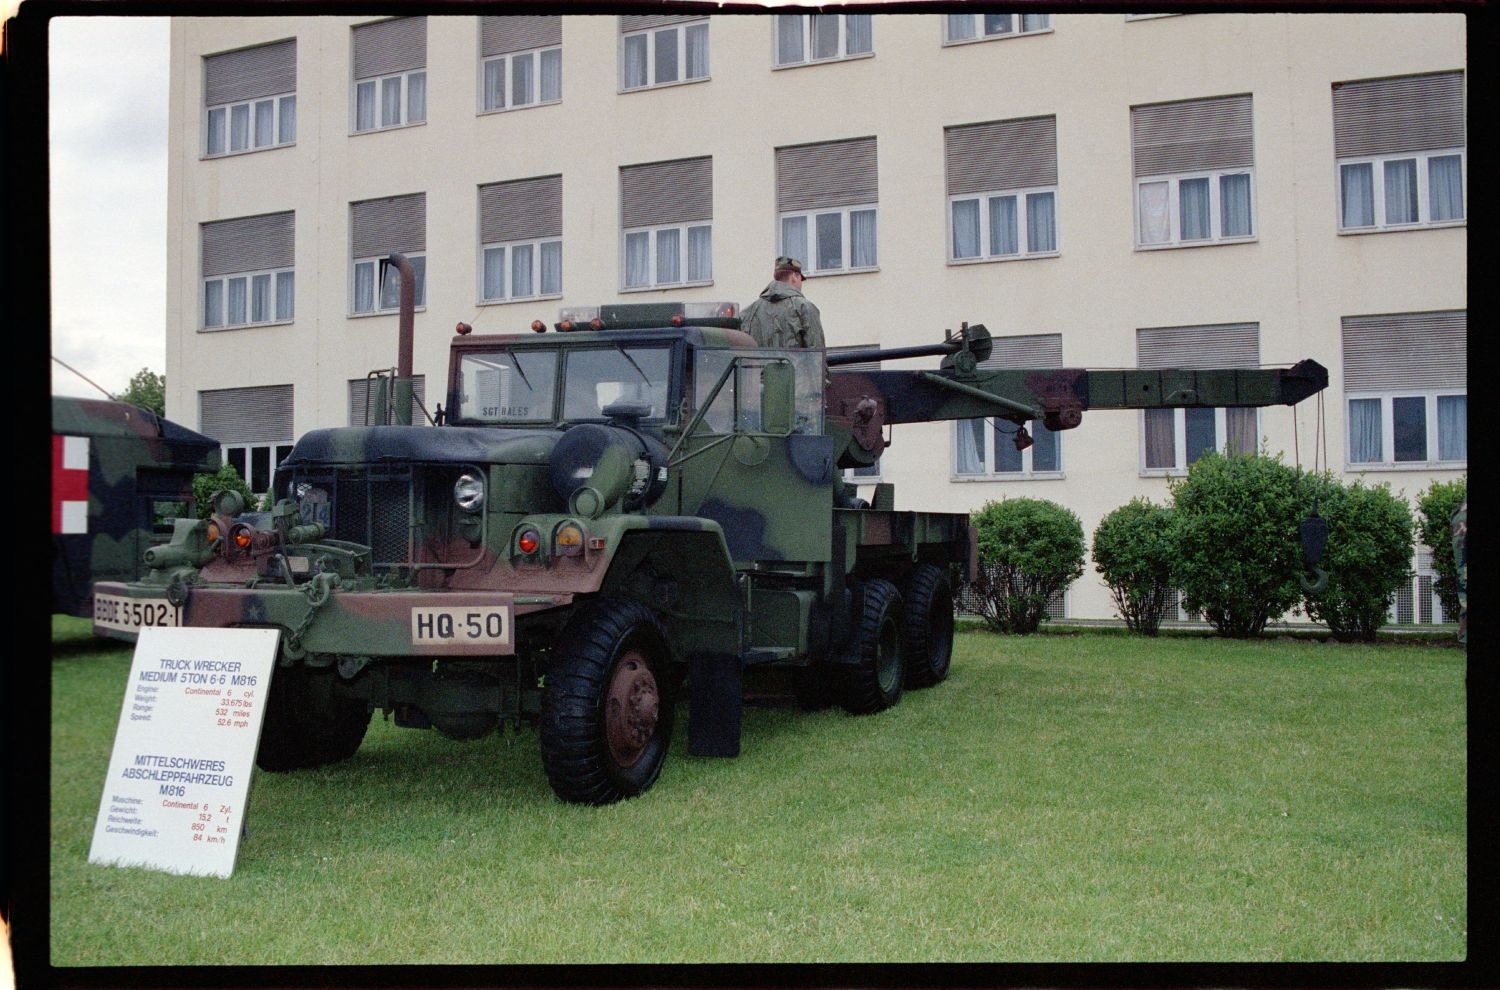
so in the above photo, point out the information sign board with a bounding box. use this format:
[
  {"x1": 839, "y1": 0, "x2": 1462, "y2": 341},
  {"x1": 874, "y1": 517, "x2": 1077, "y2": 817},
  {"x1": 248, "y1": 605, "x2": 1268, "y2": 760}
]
[{"x1": 88, "y1": 626, "x2": 280, "y2": 878}]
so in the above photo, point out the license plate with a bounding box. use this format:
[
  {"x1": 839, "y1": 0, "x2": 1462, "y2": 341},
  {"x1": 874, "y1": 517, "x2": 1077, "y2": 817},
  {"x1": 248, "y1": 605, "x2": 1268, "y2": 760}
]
[
  {"x1": 410, "y1": 606, "x2": 512, "y2": 648},
  {"x1": 94, "y1": 592, "x2": 180, "y2": 634}
]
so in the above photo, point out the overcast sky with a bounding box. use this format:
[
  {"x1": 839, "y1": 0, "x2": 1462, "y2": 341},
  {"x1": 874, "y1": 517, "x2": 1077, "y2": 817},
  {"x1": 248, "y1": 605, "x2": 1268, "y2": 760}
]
[{"x1": 48, "y1": 16, "x2": 170, "y2": 400}]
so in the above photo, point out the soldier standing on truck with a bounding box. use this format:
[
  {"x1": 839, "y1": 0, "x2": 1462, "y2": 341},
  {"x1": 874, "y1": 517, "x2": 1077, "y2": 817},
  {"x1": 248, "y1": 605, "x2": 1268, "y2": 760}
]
[{"x1": 741, "y1": 256, "x2": 824, "y2": 349}]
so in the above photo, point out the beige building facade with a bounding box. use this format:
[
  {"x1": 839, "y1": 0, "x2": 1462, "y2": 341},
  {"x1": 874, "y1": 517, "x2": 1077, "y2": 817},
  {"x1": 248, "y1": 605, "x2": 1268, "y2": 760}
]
[{"x1": 164, "y1": 12, "x2": 1466, "y2": 623}]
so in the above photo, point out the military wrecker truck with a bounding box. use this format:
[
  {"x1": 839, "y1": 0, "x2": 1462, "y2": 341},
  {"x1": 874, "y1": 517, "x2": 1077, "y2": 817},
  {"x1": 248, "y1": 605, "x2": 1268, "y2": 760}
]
[{"x1": 95, "y1": 255, "x2": 1328, "y2": 804}]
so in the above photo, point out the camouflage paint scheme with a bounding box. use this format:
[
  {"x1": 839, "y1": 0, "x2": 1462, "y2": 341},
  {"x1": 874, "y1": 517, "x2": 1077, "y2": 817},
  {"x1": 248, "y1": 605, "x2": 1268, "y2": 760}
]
[
  {"x1": 1451, "y1": 499, "x2": 1466, "y2": 646},
  {"x1": 94, "y1": 298, "x2": 1328, "y2": 802},
  {"x1": 52, "y1": 396, "x2": 220, "y2": 617}
]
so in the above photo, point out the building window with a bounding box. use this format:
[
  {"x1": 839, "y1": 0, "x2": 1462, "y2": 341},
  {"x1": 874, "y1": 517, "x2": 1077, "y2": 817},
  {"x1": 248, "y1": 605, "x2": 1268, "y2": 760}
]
[
  {"x1": 480, "y1": 16, "x2": 561, "y2": 111},
  {"x1": 621, "y1": 16, "x2": 709, "y2": 91},
  {"x1": 1333, "y1": 72, "x2": 1465, "y2": 232},
  {"x1": 776, "y1": 137, "x2": 879, "y2": 276},
  {"x1": 200, "y1": 212, "x2": 295, "y2": 330},
  {"x1": 621, "y1": 157, "x2": 713, "y2": 290},
  {"x1": 1342, "y1": 311, "x2": 1466, "y2": 468},
  {"x1": 775, "y1": 14, "x2": 872, "y2": 66},
  {"x1": 480, "y1": 175, "x2": 563, "y2": 302},
  {"x1": 952, "y1": 334, "x2": 1064, "y2": 478},
  {"x1": 199, "y1": 384, "x2": 294, "y2": 496},
  {"x1": 944, "y1": 13, "x2": 1051, "y2": 44},
  {"x1": 203, "y1": 39, "x2": 296, "y2": 157},
  {"x1": 352, "y1": 18, "x2": 427, "y2": 133},
  {"x1": 348, "y1": 375, "x2": 427, "y2": 426},
  {"x1": 945, "y1": 117, "x2": 1059, "y2": 261},
  {"x1": 350, "y1": 193, "x2": 426, "y2": 315},
  {"x1": 1132, "y1": 94, "x2": 1256, "y2": 248},
  {"x1": 1137, "y1": 323, "x2": 1260, "y2": 475}
]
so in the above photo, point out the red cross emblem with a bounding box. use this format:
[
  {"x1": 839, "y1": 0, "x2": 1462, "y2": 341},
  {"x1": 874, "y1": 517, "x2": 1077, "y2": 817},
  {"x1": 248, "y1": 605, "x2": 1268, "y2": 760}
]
[{"x1": 53, "y1": 434, "x2": 90, "y2": 534}]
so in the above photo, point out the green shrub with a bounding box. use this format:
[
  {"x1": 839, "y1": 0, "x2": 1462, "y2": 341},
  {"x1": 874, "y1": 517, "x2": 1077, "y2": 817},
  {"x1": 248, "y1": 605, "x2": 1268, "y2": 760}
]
[
  {"x1": 192, "y1": 464, "x2": 258, "y2": 519},
  {"x1": 1300, "y1": 476, "x2": 1414, "y2": 641},
  {"x1": 967, "y1": 498, "x2": 1085, "y2": 635},
  {"x1": 1168, "y1": 451, "x2": 1305, "y2": 638},
  {"x1": 1416, "y1": 477, "x2": 1466, "y2": 620},
  {"x1": 1092, "y1": 498, "x2": 1176, "y2": 636}
]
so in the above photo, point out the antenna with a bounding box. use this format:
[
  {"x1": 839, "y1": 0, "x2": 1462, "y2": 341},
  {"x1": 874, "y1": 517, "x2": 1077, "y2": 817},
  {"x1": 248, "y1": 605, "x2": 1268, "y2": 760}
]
[{"x1": 51, "y1": 355, "x2": 116, "y2": 400}]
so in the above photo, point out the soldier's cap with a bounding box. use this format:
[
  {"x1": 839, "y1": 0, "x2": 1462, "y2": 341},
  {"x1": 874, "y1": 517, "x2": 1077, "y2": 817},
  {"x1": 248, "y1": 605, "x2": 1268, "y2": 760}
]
[{"x1": 774, "y1": 256, "x2": 806, "y2": 276}]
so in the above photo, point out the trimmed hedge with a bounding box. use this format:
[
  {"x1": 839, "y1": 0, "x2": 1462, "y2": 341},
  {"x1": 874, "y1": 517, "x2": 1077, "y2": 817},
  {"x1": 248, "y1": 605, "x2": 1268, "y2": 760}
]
[
  {"x1": 1092, "y1": 498, "x2": 1176, "y2": 636},
  {"x1": 1300, "y1": 476, "x2": 1414, "y2": 642},
  {"x1": 967, "y1": 497, "x2": 1085, "y2": 635}
]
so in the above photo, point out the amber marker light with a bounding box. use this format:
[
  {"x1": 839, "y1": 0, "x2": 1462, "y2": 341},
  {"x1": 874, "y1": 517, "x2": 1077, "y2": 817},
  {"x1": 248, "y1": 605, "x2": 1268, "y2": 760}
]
[
  {"x1": 589, "y1": 317, "x2": 605, "y2": 330},
  {"x1": 206, "y1": 521, "x2": 221, "y2": 543},
  {"x1": 559, "y1": 320, "x2": 575, "y2": 332},
  {"x1": 531, "y1": 320, "x2": 547, "y2": 333},
  {"x1": 517, "y1": 528, "x2": 541, "y2": 555},
  {"x1": 455, "y1": 322, "x2": 473, "y2": 336},
  {"x1": 555, "y1": 523, "x2": 585, "y2": 557}
]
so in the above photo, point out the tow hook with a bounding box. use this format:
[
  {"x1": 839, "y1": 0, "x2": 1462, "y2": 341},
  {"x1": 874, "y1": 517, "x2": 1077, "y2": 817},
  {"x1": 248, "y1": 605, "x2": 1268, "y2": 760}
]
[{"x1": 286, "y1": 572, "x2": 340, "y2": 656}]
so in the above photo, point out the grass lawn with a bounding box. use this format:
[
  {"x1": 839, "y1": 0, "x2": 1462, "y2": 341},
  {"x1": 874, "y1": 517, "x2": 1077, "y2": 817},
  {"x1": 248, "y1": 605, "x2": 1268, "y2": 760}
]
[{"x1": 49, "y1": 616, "x2": 1466, "y2": 965}]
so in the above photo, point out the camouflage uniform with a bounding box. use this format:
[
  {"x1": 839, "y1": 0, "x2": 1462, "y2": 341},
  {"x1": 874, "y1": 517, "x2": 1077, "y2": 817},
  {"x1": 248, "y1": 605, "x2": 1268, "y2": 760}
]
[
  {"x1": 741, "y1": 280, "x2": 824, "y2": 350},
  {"x1": 1451, "y1": 499, "x2": 1466, "y2": 646}
]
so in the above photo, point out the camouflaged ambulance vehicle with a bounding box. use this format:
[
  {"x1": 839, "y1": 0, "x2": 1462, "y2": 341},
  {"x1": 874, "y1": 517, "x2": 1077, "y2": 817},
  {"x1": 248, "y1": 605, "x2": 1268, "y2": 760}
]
[
  {"x1": 53, "y1": 396, "x2": 220, "y2": 620},
  {"x1": 95, "y1": 255, "x2": 1328, "y2": 804}
]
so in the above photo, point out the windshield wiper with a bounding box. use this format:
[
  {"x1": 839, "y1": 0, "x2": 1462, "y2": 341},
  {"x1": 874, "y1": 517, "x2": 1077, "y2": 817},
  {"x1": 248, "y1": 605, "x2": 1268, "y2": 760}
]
[
  {"x1": 612, "y1": 343, "x2": 653, "y2": 386},
  {"x1": 502, "y1": 347, "x2": 533, "y2": 391}
]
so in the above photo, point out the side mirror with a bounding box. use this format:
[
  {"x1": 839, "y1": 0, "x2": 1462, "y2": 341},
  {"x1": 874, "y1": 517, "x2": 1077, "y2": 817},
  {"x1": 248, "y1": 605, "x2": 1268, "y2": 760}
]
[{"x1": 760, "y1": 360, "x2": 795, "y2": 436}]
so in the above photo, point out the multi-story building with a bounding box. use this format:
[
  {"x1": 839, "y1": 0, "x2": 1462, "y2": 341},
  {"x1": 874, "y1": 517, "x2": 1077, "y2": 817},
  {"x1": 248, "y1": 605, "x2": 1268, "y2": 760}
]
[{"x1": 164, "y1": 12, "x2": 1466, "y2": 623}]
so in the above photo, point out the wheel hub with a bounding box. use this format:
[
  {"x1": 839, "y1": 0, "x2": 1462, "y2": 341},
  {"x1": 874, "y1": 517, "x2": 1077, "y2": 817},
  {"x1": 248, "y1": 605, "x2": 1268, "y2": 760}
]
[{"x1": 605, "y1": 651, "x2": 659, "y2": 767}]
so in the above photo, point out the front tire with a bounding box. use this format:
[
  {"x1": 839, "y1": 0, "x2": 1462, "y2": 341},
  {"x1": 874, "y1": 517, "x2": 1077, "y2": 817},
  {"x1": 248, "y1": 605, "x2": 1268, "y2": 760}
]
[
  {"x1": 539, "y1": 597, "x2": 676, "y2": 804},
  {"x1": 256, "y1": 662, "x2": 372, "y2": 772},
  {"x1": 835, "y1": 579, "x2": 905, "y2": 715}
]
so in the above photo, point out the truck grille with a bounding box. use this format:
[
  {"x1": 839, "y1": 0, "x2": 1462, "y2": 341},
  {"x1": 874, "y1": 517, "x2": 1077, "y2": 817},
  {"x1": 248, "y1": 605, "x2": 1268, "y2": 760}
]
[{"x1": 299, "y1": 466, "x2": 415, "y2": 569}]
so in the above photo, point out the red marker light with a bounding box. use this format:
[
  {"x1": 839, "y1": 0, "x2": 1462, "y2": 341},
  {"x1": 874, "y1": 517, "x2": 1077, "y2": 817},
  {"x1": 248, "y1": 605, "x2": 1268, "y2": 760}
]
[
  {"x1": 560, "y1": 320, "x2": 574, "y2": 332},
  {"x1": 671, "y1": 313, "x2": 684, "y2": 326},
  {"x1": 455, "y1": 322, "x2": 473, "y2": 336},
  {"x1": 589, "y1": 317, "x2": 604, "y2": 331},
  {"x1": 518, "y1": 529, "x2": 540, "y2": 555},
  {"x1": 232, "y1": 526, "x2": 253, "y2": 549},
  {"x1": 531, "y1": 320, "x2": 546, "y2": 333}
]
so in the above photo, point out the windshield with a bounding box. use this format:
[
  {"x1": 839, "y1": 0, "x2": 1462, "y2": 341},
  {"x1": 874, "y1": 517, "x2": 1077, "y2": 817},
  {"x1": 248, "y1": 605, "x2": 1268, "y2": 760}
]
[
  {"x1": 694, "y1": 349, "x2": 824, "y2": 434},
  {"x1": 458, "y1": 349, "x2": 560, "y2": 423},
  {"x1": 561, "y1": 346, "x2": 672, "y2": 421}
]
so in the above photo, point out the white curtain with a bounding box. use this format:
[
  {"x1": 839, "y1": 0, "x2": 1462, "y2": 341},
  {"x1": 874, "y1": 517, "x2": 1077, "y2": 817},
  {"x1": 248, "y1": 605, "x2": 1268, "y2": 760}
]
[
  {"x1": 1026, "y1": 192, "x2": 1056, "y2": 252},
  {"x1": 776, "y1": 14, "x2": 803, "y2": 64},
  {"x1": 354, "y1": 262, "x2": 374, "y2": 313},
  {"x1": 654, "y1": 28, "x2": 679, "y2": 84},
  {"x1": 781, "y1": 216, "x2": 807, "y2": 268},
  {"x1": 955, "y1": 420, "x2": 984, "y2": 474},
  {"x1": 410, "y1": 255, "x2": 427, "y2": 307},
  {"x1": 625, "y1": 233, "x2": 650, "y2": 287},
  {"x1": 381, "y1": 77, "x2": 401, "y2": 126},
  {"x1": 1220, "y1": 174, "x2": 1252, "y2": 236},
  {"x1": 1021, "y1": 14, "x2": 1050, "y2": 31},
  {"x1": 276, "y1": 271, "x2": 294, "y2": 320},
  {"x1": 951, "y1": 200, "x2": 980, "y2": 259},
  {"x1": 846, "y1": 15, "x2": 872, "y2": 54},
  {"x1": 850, "y1": 209, "x2": 877, "y2": 267},
  {"x1": 1384, "y1": 159, "x2": 1418, "y2": 223},
  {"x1": 541, "y1": 49, "x2": 562, "y2": 101},
  {"x1": 1144, "y1": 408, "x2": 1175, "y2": 469},
  {"x1": 230, "y1": 104, "x2": 249, "y2": 151},
  {"x1": 540, "y1": 241, "x2": 562, "y2": 295},
  {"x1": 207, "y1": 108, "x2": 226, "y2": 154},
  {"x1": 251, "y1": 273, "x2": 271, "y2": 323},
  {"x1": 1429, "y1": 155, "x2": 1463, "y2": 222},
  {"x1": 356, "y1": 82, "x2": 376, "y2": 131},
  {"x1": 278, "y1": 95, "x2": 296, "y2": 144},
  {"x1": 1180, "y1": 178, "x2": 1210, "y2": 239},
  {"x1": 983, "y1": 14, "x2": 1012, "y2": 35},
  {"x1": 204, "y1": 280, "x2": 224, "y2": 327},
  {"x1": 947, "y1": 15, "x2": 975, "y2": 41},
  {"x1": 511, "y1": 244, "x2": 534, "y2": 297},
  {"x1": 254, "y1": 100, "x2": 274, "y2": 147},
  {"x1": 1347, "y1": 398, "x2": 1382, "y2": 463},
  {"x1": 1225, "y1": 407, "x2": 1257, "y2": 454},
  {"x1": 989, "y1": 196, "x2": 1018, "y2": 255},
  {"x1": 686, "y1": 23, "x2": 709, "y2": 78},
  {"x1": 227, "y1": 277, "x2": 247, "y2": 324},
  {"x1": 484, "y1": 59, "x2": 505, "y2": 109},
  {"x1": 1138, "y1": 182, "x2": 1169, "y2": 244},
  {"x1": 407, "y1": 72, "x2": 426, "y2": 123},
  {"x1": 623, "y1": 35, "x2": 648, "y2": 88},
  {"x1": 812, "y1": 15, "x2": 839, "y2": 58},
  {"x1": 1438, "y1": 395, "x2": 1466, "y2": 460},
  {"x1": 656, "y1": 229, "x2": 681, "y2": 284},
  {"x1": 1340, "y1": 163, "x2": 1373, "y2": 227},
  {"x1": 816, "y1": 213, "x2": 842, "y2": 270},
  {"x1": 688, "y1": 226, "x2": 712, "y2": 281}
]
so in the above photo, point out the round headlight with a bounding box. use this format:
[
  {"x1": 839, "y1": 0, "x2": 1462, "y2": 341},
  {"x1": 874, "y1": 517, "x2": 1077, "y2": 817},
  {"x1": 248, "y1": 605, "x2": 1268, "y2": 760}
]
[
  {"x1": 294, "y1": 482, "x2": 313, "y2": 499},
  {"x1": 454, "y1": 472, "x2": 485, "y2": 512}
]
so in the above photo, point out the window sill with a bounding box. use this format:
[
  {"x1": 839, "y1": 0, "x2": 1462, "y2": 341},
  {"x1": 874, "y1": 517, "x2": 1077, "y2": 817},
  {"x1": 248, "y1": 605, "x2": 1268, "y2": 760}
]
[
  {"x1": 773, "y1": 52, "x2": 875, "y2": 70},
  {"x1": 1344, "y1": 461, "x2": 1467, "y2": 473},
  {"x1": 348, "y1": 307, "x2": 429, "y2": 319},
  {"x1": 350, "y1": 120, "x2": 427, "y2": 137},
  {"x1": 1337, "y1": 221, "x2": 1466, "y2": 236},
  {"x1": 200, "y1": 143, "x2": 296, "y2": 161},
  {"x1": 478, "y1": 99, "x2": 562, "y2": 117},
  {"x1": 1134, "y1": 236, "x2": 1257, "y2": 252},
  {"x1": 619, "y1": 76, "x2": 710, "y2": 95},
  {"x1": 805, "y1": 266, "x2": 879, "y2": 279},
  {"x1": 198, "y1": 319, "x2": 295, "y2": 333},
  {"x1": 948, "y1": 251, "x2": 1059, "y2": 267},
  {"x1": 620, "y1": 280, "x2": 714, "y2": 294},
  {"x1": 942, "y1": 29, "x2": 1053, "y2": 48},
  {"x1": 478, "y1": 294, "x2": 563, "y2": 308},
  {"x1": 951, "y1": 472, "x2": 1065, "y2": 482},
  {"x1": 1140, "y1": 468, "x2": 1187, "y2": 478}
]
